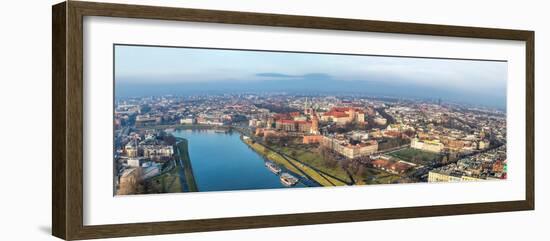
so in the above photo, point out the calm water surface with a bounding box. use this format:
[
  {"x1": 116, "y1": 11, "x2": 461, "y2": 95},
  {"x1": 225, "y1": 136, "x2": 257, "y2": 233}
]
[{"x1": 172, "y1": 129, "x2": 304, "y2": 192}]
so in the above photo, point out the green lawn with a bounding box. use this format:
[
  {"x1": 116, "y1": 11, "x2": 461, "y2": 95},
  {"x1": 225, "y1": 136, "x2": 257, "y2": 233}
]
[
  {"x1": 146, "y1": 164, "x2": 182, "y2": 193},
  {"x1": 388, "y1": 148, "x2": 440, "y2": 165}
]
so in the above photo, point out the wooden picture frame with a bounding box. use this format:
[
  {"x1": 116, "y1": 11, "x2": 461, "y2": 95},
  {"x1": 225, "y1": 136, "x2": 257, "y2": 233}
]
[{"x1": 52, "y1": 1, "x2": 534, "y2": 240}]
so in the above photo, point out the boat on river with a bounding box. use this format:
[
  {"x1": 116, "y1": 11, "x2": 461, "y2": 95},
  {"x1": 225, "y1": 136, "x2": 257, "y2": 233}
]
[
  {"x1": 280, "y1": 173, "x2": 299, "y2": 186},
  {"x1": 265, "y1": 161, "x2": 281, "y2": 174}
]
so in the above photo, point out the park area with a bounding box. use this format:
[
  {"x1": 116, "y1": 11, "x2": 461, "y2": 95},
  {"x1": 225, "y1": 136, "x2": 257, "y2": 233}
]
[
  {"x1": 268, "y1": 141, "x2": 404, "y2": 186},
  {"x1": 387, "y1": 148, "x2": 441, "y2": 166},
  {"x1": 244, "y1": 139, "x2": 348, "y2": 187},
  {"x1": 272, "y1": 143, "x2": 352, "y2": 184}
]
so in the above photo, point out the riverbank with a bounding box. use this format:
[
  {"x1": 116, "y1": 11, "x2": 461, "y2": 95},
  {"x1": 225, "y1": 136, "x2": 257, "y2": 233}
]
[
  {"x1": 175, "y1": 139, "x2": 199, "y2": 192},
  {"x1": 137, "y1": 123, "x2": 233, "y2": 131}
]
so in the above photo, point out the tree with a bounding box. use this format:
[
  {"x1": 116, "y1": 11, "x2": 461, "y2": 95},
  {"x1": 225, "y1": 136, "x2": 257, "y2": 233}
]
[
  {"x1": 264, "y1": 135, "x2": 276, "y2": 145},
  {"x1": 340, "y1": 158, "x2": 350, "y2": 170},
  {"x1": 441, "y1": 155, "x2": 449, "y2": 164},
  {"x1": 319, "y1": 146, "x2": 330, "y2": 159},
  {"x1": 279, "y1": 135, "x2": 292, "y2": 146},
  {"x1": 324, "y1": 157, "x2": 338, "y2": 168},
  {"x1": 412, "y1": 154, "x2": 422, "y2": 163},
  {"x1": 356, "y1": 165, "x2": 366, "y2": 177}
]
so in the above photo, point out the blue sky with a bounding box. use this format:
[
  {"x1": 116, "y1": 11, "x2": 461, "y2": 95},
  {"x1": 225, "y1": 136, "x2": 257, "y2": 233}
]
[{"x1": 114, "y1": 45, "x2": 507, "y2": 108}]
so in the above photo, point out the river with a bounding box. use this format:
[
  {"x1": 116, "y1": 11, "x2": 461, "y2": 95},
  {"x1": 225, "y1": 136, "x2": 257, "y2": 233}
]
[{"x1": 172, "y1": 129, "x2": 305, "y2": 192}]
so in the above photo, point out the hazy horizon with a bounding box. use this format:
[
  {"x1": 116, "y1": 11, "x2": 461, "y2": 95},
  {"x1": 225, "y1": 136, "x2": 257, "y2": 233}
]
[{"x1": 114, "y1": 45, "x2": 508, "y2": 109}]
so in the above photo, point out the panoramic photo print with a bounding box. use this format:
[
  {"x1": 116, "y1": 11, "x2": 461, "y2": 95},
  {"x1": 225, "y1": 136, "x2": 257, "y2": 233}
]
[{"x1": 113, "y1": 45, "x2": 508, "y2": 195}]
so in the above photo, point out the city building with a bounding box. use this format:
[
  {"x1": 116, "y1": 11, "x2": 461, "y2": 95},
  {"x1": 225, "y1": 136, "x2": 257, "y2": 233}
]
[
  {"x1": 275, "y1": 119, "x2": 312, "y2": 133},
  {"x1": 180, "y1": 117, "x2": 196, "y2": 125},
  {"x1": 446, "y1": 139, "x2": 466, "y2": 152},
  {"x1": 321, "y1": 107, "x2": 365, "y2": 125},
  {"x1": 428, "y1": 168, "x2": 483, "y2": 182},
  {"x1": 310, "y1": 113, "x2": 320, "y2": 134},
  {"x1": 117, "y1": 167, "x2": 142, "y2": 195},
  {"x1": 248, "y1": 119, "x2": 257, "y2": 127},
  {"x1": 276, "y1": 119, "x2": 297, "y2": 132},
  {"x1": 478, "y1": 139, "x2": 491, "y2": 150},
  {"x1": 135, "y1": 114, "x2": 161, "y2": 127},
  {"x1": 127, "y1": 158, "x2": 142, "y2": 167},
  {"x1": 142, "y1": 145, "x2": 174, "y2": 158},
  {"x1": 124, "y1": 143, "x2": 138, "y2": 158},
  {"x1": 373, "y1": 117, "x2": 387, "y2": 125},
  {"x1": 411, "y1": 138, "x2": 444, "y2": 153},
  {"x1": 303, "y1": 135, "x2": 323, "y2": 144},
  {"x1": 321, "y1": 135, "x2": 378, "y2": 159},
  {"x1": 427, "y1": 151, "x2": 506, "y2": 183}
]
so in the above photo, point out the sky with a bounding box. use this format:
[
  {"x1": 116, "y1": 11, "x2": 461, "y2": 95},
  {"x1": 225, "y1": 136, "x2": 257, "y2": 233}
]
[{"x1": 114, "y1": 45, "x2": 508, "y2": 109}]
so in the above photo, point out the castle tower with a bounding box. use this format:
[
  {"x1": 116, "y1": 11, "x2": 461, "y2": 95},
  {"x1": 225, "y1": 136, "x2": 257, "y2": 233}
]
[
  {"x1": 304, "y1": 97, "x2": 311, "y2": 115},
  {"x1": 349, "y1": 108, "x2": 356, "y2": 122},
  {"x1": 310, "y1": 111, "x2": 320, "y2": 134}
]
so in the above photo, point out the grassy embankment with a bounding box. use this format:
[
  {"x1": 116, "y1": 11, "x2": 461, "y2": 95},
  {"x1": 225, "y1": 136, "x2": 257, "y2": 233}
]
[
  {"x1": 244, "y1": 139, "x2": 346, "y2": 187},
  {"x1": 175, "y1": 139, "x2": 199, "y2": 192},
  {"x1": 146, "y1": 161, "x2": 182, "y2": 193},
  {"x1": 274, "y1": 144, "x2": 350, "y2": 185}
]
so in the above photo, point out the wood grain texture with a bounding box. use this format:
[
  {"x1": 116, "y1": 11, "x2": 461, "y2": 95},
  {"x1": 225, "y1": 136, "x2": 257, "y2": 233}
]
[
  {"x1": 66, "y1": 2, "x2": 85, "y2": 240},
  {"x1": 73, "y1": 201, "x2": 530, "y2": 240},
  {"x1": 525, "y1": 32, "x2": 535, "y2": 209},
  {"x1": 52, "y1": 2, "x2": 67, "y2": 239},
  {"x1": 51, "y1": 1, "x2": 535, "y2": 240}
]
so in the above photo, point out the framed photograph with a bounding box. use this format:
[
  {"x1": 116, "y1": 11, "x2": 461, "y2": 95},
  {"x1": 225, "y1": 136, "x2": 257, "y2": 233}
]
[{"x1": 52, "y1": 1, "x2": 534, "y2": 240}]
